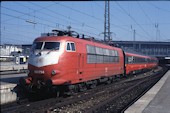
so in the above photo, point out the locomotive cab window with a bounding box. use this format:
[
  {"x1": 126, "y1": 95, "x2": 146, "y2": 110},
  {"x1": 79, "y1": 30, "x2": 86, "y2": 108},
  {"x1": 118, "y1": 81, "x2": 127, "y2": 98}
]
[
  {"x1": 31, "y1": 42, "x2": 43, "y2": 50},
  {"x1": 71, "y1": 43, "x2": 75, "y2": 51},
  {"x1": 31, "y1": 41, "x2": 60, "y2": 51},
  {"x1": 66, "y1": 42, "x2": 76, "y2": 51},
  {"x1": 67, "y1": 43, "x2": 71, "y2": 50},
  {"x1": 44, "y1": 42, "x2": 60, "y2": 50}
]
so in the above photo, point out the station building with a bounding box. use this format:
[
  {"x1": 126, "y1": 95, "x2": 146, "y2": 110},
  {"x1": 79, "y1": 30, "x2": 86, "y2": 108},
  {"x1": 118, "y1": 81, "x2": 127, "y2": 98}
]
[{"x1": 113, "y1": 41, "x2": 170, "y2": 58}]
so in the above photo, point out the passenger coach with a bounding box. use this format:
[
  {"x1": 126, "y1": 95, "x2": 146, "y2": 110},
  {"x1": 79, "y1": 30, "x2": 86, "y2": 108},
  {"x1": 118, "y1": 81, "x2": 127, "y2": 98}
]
[{"x1": 125, "y1": 52, "x2": 158, "y2": 75}]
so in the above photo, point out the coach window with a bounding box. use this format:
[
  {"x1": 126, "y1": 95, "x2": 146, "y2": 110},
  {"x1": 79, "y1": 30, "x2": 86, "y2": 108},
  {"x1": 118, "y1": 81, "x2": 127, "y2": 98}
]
[
  {"x1": 87, "y1": 45, "x2": 96, "y2": 54},
  {"x1": 103, "y1": 49, "x2": 110, "y2": 63},
  {"x1": 66, "y1": 42, "x2": 76, "y2": 51},
  {"x1": 96, "y1": 47, "x2": 103, "y2": 63},
  {"x1": 87, "y1": 45, "x2": 96, "y2": 63},
  {"x1": 128, "y1": 56, "x2": 133, "y2": 64}
]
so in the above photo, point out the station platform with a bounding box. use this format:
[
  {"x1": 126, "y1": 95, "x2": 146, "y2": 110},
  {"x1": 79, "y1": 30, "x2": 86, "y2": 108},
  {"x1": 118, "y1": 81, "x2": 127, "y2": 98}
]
[
  {"x1": 0, "y1": 62, "x2": 27, "y2": 71},
  {"x1": 125, "y1": 70, "x2": 170, "y2": 113},
  {"x1": 0, "y1": 73, "x2": 27, "y2": 105}
]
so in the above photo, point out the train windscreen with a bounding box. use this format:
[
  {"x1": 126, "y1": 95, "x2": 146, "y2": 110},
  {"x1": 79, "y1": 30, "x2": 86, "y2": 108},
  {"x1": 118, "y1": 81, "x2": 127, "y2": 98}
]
[
  {"x1": 31, "y1": 42, "x2": 60, "y2": 51},
  {"x1": 31, "y1": 42, "x2": 43, "y2": 50},
  {"x1": 44, "y1": 42, "x2": 60, "y2": 50}
]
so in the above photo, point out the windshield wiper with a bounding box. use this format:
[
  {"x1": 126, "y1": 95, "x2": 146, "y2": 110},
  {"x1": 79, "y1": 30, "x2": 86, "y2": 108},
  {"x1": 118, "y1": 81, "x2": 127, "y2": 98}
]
[{"x1": 47, "y1": 47, "x2": 59, "y2": 54}]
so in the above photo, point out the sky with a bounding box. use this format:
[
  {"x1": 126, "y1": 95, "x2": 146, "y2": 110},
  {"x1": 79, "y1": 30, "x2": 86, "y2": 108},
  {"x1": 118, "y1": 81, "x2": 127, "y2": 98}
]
[{"x1": 1, "y1": 1, "x2": 170, "y2": 45}]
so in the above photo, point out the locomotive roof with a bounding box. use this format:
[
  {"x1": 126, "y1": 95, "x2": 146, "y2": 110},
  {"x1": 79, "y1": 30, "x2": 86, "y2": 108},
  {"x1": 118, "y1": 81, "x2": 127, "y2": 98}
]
[
  {"x1": 125, "y1": 51, "x2": 157, "y2": 60},
  {"x1": 34, "y1": 36, "x2": 122, "y2": 51},
  {"x1": 34, "y1": 36, "x2": 157, "y2": 60},
  {"x1": 36, "y1": 29, "x2": 157, "y2": 60}
]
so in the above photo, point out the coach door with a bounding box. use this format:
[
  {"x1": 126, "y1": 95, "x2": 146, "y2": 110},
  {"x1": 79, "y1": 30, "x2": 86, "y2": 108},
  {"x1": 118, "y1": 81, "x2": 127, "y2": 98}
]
[{"x1": 78, "y1": 43, "x2": 84, "y2": 81}]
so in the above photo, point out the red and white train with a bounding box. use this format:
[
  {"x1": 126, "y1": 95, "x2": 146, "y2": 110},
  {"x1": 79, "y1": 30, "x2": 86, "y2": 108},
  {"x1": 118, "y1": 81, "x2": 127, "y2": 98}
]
[{"x1": 19, "y1": 30, "x2": 158, "y2": 95}]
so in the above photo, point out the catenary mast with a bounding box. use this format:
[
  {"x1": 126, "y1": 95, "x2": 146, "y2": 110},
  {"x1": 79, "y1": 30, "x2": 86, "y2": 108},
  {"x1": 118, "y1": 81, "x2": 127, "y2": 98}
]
[{"x1": 104, "y1": 0, "x2": 111, "y2": 42}]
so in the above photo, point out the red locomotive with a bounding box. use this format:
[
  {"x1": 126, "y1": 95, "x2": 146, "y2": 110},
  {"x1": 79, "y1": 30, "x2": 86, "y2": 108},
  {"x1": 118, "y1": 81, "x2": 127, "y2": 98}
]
[{"x1": 19, "y1": 30, "x2": 158, "y2": 95}]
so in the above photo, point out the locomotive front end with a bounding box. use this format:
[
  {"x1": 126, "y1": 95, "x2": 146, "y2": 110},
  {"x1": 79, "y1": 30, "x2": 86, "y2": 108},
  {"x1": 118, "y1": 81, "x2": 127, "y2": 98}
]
[{"x1": 19, "y1": 40, "x2": 62, "y2": 92}]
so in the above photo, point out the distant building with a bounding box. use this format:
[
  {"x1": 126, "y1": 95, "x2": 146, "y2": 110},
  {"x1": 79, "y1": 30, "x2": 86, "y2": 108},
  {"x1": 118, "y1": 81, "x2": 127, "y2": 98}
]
[
  {"x1": 113, "y1": 41, "x2": 170, "y2": 58},
  {"x1": 22, "y1": 44, "x2": 32, "y2": 56},
  {"x1": 0, "y1": 44, "x2": 22, "y2": 56}
]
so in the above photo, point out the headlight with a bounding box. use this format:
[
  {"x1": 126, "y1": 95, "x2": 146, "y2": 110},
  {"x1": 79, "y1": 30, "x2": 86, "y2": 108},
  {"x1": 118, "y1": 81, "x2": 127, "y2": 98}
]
[{"x1": 52, "y1": 70, "x2": 57, "y2": 75}]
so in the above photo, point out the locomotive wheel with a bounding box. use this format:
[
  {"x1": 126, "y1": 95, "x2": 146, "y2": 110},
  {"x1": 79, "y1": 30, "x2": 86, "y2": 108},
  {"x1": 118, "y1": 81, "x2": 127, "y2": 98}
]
[
  {"x1": 123, "y1": 73, "x2": 128, "y2": 78},
  {"x1": 78, "y1": 83, "x2": 87, "y2": 92},
  {"x1": 90, "y1": 80, "x2": 97, "y2": 89},
  {"x1": 106, "y1": 77, "x2": 112, "y2": 84},
  {"x1": 69, "y1": 84, "x2": 79, "y2": 95},
  {"x1": 51, "y1": 86, "x2": 61, "y2": 97},
  {"x1": 73, "y1": 84, "x2": 79, "y2": 93}
]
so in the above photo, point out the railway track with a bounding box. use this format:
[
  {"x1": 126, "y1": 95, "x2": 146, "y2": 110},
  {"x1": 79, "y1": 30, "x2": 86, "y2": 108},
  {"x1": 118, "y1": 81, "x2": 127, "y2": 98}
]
[
  {"x1": 47, "y1": 68, "x2": 166, "y2": 113},
  {"x1": 86, "y1": 70, "x2": 166, "y2": 113},
  {"x1": 0, "y1": 69, "x2": 27, "y2": 75},
  {"x1": 1, "y1": 67, "x2": 166, "y2": 113}
]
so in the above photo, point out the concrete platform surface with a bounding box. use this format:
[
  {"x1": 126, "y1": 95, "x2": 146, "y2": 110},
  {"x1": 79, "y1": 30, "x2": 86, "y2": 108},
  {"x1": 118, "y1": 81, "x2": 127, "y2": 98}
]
[
  {"x1": 0, "y1": 73, "x2": 27, "y2": 84},
  {"x1": 0, "y1": 73, "x2": 27, "y2": 105},
  {"x1": 0, "y1": 73, "x2": 27, "y2": 79},
  {"x1": 0, "y1": 82, "x2": 17, "y2": 91},
  {"x1": 143, "y1": 70, "x2": 170, "y2": 113},
  {"x1": 125, "y1": 70, "x2": 170, "y2": 113},
  {"x1": 0, "y1": 62, "x2": 27, "y2": 71},
  {"x1": 0, "y1": 73, "x2": 27, "y2": 91},
  {"x1": 0, "y1": 81, "x2": 18, "y2": 104}
]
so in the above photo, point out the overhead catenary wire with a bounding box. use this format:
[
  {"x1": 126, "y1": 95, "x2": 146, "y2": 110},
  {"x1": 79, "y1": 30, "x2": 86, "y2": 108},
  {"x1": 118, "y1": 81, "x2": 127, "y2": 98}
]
[
  {"x1": 1, "y1": 25, "x2": 40, "y2": 35},
  {"x1": 2, "y1": 30, "x2": 34, "y2": 43},
  {"x1": 1, "y1": 5, "x2": 102, "y2": 38},
  {"x1": 2, "y1": 1, "x2": 153, "y2": 42},
  {"x1": 2, "y1": 2, "x2": 150, "y2": 41},
  {"x1": 28, "y1": 2, "x2": 104, "y2": 38},
  {"x1": 149, "y1": 2, "x2": 170, "y2": 13},
  {"x1": 148, "y1": 2, "x2": 170, "y2": 41},
  {"x1": 59, "y1": 0, "x2": 130, "y2": 33},
  {"x1": 94, "y1": 2, "x2": 153, "y2": 41},
  {"x1": 53, "y1": 1, "x2": 104, "y2": 22},
  {"x1": 53, "y1": 1, "x2": 131, "y2": 33},
  {"x1": 2, "y1": 2, "x2": 58, "y2": 23},
  {"x1": 137, "y1": 2, "x2": 154, "y2": 25},
  {"x1": 115, "y1": 2, "x2": 153, "y2": 40},
  {"x1": 2, "y1": 2, "x2": 169, "y2": 43},
  {"x1": 2, "y1": 12, "x2": 100, "y2": 38},
  {"x1": 1, "y1": 6, "x2": 57, "y2": 25},
  {"x1": 137, "y1": 2, "x2": 156, "y2": 41},
  {"x1": 29, "y1": 2, "x2": 101, "y2": 32}
]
